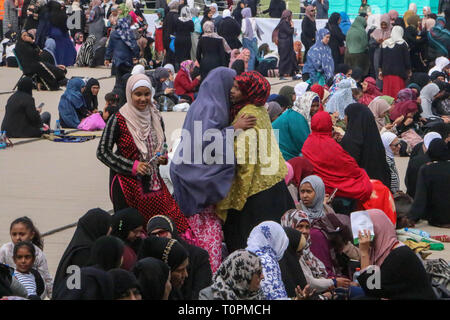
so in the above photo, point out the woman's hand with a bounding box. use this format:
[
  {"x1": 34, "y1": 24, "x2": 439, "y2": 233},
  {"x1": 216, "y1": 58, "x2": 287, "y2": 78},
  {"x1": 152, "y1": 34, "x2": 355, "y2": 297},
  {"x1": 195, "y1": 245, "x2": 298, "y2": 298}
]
[
  {"x1": 233, "y1": 114, "x2": 257, "y2": 130},
  {"x1": 137, "y1": 162, "x2": 150, "y2": 175},
  {"x1": 393, "y1": 115, "x2": 405, "y2": 126},
  {"x1": 335, "y1": 277, "x2": 351, "y2": 288},
  {"x1": 157, "y1": 155, "x2": 168, "y2": 165},
  {"x1": 104, "y1": 60, "x2": 111, "y2": 67},
  {"x1": 404, "y1": 117, "x2": 414, "y2": 126},
  {"x1": 294, "y1": 285, "x2": 316, "y2": 300},
  {"x1": 164, "y1": 88, "x2": 175, "y2": 95}
]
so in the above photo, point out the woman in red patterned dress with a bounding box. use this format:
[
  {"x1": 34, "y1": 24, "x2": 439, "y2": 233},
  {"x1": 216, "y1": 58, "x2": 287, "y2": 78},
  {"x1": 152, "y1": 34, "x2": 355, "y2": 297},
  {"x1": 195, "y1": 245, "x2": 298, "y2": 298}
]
[{"x1": 97, "y1": 73, "x2": 193, "y2": 240}]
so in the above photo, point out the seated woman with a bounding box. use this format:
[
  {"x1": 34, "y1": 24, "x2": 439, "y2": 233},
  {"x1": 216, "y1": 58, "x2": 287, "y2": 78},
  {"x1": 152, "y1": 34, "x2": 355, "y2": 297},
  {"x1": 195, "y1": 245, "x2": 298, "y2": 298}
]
[
  {"x1": 325, "y1": 78, "x2": 356, "y2": 120},
  {"x1": 358, "y1": 77, "x2": 382, "y2": 105},
  {"x1": 15, "y1": 31, "x2": 67, "y2": 91},
  {"x1": 132, "y1": 257, "x2": 172, "y2": 300},
  {"x1": 408, "y1": 139, "x2": 450, "y2": 228},
  {"x1": 302, "y1": 111, "x2": 373, "y2": 205},
  {"x1": 381, "y1": 132, "x2": 401, "y2": 194},
  {"x1": 174, "y1": 60, "x2": 201, "y2": 104},
  {"x1": 83, "y1": 78, "x2": 101, "y2": 113},
  {"x1": 1, "y1": 77, "x2": 51, "y2": 138},
  {"x1": 272, "y1": 92, "x2": 320, "y2": 161},
  {"x1": 356, "y1": 209, "x2": 436, "y2": 299},
  {"x1": 58, "y1": 78, "x2": 89, "y2": 128},
  {"x1": 368, "y1": 98, "x2": 396, "y2": 132},
  {"x1": 388, "y1": 98, "x2": 420, "y2": 136},
  {"x1": 149, "y1": 67, "x2": 178, "y2": 105}
]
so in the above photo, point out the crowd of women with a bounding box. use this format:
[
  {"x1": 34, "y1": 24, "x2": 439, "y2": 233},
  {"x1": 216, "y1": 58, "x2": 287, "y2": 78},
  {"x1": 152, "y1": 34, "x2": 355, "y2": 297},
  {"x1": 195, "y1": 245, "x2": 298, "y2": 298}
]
[{"x1": 1, "y1": 0, "x2": 450, "y2": 301}]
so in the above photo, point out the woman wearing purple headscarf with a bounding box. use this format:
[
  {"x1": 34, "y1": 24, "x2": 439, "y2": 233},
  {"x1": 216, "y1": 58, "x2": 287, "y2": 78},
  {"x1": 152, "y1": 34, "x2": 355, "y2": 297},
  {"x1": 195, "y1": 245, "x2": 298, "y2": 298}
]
[{"x1": 170, "y1": 67, "x2": 257, "y2": 271}]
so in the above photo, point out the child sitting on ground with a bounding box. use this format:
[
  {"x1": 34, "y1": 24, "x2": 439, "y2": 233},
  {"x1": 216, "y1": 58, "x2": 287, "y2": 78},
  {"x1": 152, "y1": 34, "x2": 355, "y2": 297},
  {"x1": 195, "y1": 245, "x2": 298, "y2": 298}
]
[
  {"x1": 0, "y1": 217, "x2": 53, "y2": 298},
  {"x1": 12, "y1": 242, "x2": 46, "y2": 299}
]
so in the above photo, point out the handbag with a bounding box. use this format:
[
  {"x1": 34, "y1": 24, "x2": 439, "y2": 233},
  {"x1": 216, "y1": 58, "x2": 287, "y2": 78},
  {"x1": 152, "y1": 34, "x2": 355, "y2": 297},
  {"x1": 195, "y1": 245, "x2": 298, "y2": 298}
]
[{"x1": 272, "y1": 27, "x2": 279, "y2": 46}]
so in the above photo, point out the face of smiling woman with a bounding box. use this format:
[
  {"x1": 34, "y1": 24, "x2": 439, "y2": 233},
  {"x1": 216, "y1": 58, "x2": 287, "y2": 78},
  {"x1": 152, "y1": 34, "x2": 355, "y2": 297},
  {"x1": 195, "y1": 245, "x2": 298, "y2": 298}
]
[{"x1": 131, "y1": 86, "x2": 151, "y2": 111}]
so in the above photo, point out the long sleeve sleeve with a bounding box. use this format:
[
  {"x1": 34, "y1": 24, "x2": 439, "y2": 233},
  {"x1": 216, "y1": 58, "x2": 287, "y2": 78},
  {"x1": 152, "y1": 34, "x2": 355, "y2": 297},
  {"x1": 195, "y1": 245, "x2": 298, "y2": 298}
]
[
  {"x1": 24, "y1": 98, "x2": 43, "y2": 127},
  {"x1": 105, "y1": 34, "x2": 115, "y2": 61},
  {"x1": 96, "y1": 115, "x2": 136, "y2": 176},
  {"x1": 299, "y1": 258, "x2": 334, "y2": 293}
]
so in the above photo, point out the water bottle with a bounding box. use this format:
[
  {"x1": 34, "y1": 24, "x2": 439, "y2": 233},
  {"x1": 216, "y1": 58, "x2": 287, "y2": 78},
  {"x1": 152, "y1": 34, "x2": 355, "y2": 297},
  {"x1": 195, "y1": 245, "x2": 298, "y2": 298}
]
[
  {"x1": 404, "y1": 228, "x2": 430, "y2": 239},
  {"x1": 163, "y1": 97, "x2": 168, "y2": 112},
  {"x1": 353, "y1": 268, "x2": 361, "y2": 284},
  {"x1": 0, "y1": 131, "x2": 6, "y2": 149},
  {"x1": 54, "y1": 120, "x2": 61, "y2": 136}
]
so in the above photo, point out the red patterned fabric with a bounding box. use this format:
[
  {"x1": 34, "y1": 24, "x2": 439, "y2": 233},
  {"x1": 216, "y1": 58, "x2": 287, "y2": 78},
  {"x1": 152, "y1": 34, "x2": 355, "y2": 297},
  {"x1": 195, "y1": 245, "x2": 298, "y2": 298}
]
[
  {"x1": 115, "y1": 113, "x2": 191, "y2": 234},
  {"x1": 230, "y1": 71, "x2": 271, "y2": 119}
]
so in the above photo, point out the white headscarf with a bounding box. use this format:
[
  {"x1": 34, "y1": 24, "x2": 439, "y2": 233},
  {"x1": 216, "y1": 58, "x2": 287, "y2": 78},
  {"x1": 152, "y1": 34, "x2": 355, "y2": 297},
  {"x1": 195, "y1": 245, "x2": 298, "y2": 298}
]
[
  {"x1": 420, "y1": 83, "x2": 441, "y2": 118},
  {"x1": 294, "y1": 82, "x2": 309, "y2": 99},
  {"x1": 428, "y1": 57, "x2": 450, "y2": 76},
  {"x1": 381, "y1": 132, "x2": 397, "y2": 158},
  {"x1": 382, "y1": 26, "x2": 406, "y2": 48},
  {"x1": 210, "y1": 3, "x2": 219, "y2": 18},
  {"x1": 222, "y1": 9, "x2": 231, "y2": 18},
  {"x1": 424, "y1": 132, "x2": 442, "y2": 150},
  {"x1": 131, "y1": 64, "x2": 145, "y2": 75}
]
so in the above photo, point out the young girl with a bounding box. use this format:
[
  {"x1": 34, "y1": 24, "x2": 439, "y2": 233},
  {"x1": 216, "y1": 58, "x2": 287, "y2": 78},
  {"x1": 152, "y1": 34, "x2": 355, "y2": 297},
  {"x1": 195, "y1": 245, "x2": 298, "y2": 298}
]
[
  {"x1": 12, "y1": 242, "x2": 45, "y2": 299},
  {"x1": 0, "y1": 217, "x2": 53, "y2": 298}
]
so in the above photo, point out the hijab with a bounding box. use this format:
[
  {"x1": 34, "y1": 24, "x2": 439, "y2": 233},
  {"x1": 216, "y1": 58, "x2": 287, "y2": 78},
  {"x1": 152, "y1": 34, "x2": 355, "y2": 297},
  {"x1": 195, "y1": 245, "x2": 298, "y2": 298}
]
[
  {"x1": 108, "y1": 268, "x2": 139, "y2": 299},
  {"x1": 292, "y1": 91, "x2": 319, "y2": 125},
  {"x1": 305, "y1": 28, "x2": 334, "y2": 82},
  {"x1": 388, "y1": 10, "x2": 399, "y2": 25},
  {"x1": 138, "y1": 236, "x2": 188, "y2": 270},
  {"x1": 280, "y1": 209, "x2": 328, "y2": 278},
  {"x1": 279, "y1": 85, "x2": 295, "y2": 106},
  {"x1": 168, "y1": 0, "x2": 179, "y2": 11},
  {"x1": 133, "y1": 257, "x2": 170, "y2": 300},
  {"x1": 299, "y1": 175, "x2": 326, "y2": 221},
  {"x1": 210, "y1": 249, "x2": 263, "y2": 300},
  {"x1": 53, "y1": 208, "x2": 112, "y2": 291},
  {"x1": 88, "y1": 236, "x2": 125, "y2": 271},
  {"x1": 286, "y1": 157, "x2": 314, "y2": 187},
  {"x1": 427, "y1": 138, "x2": 450, "y2": 161},
  {"x1": 17, "y1": 77, "x2": 33, "y2": 96},
  {"x1": 381, "y1": 131, "x2": 397, "y2": 158},
  {"x1": 131, "y1": 64, "x2": 145, "y2": 75},
  {"x1": 420, "y1": 83, "x2": 440, "y2": 118},
  {"x1": 428, "y1": 57, "x2": 450, "y2": 75},
  {"x1": 246, "y1": 221, "x2": 289, "y2": 300},
  {"x1": 180, "y1": 60, "x2": 194, "y2": 81},
  {"x1": 110, "y1": 208, "x2": 144, "y2": 243},
  {"x1": 170, "y1": 67, "x2": 237, "y2": 216},
  {"x1": 119, "y1": 74, "x2": 164, "y2": 161},
  {"x1": 424, "y1": 132, "x2": 442, "y2": 150},
  {"x1": 116, "y1": 18, "x2": 139, "y2": 52},
  {"x1": 202, "y1": 20, "x2": 231, "y2": 53},
  {"x1": 396, "y1": 88, "x2": 416, "y2": 102},
  {"x1": 267, "y1": 101, "x2": 283, "y2": 122},
  {"x1": 294, "y1": 82, "x2": 309, "y2": 99},
  {"x1": 371, "y1": 14, "x2": 392, "y2": 41},
  {"x1": 305, "y1": 5, "x2": 316, "y2": 22},
  {"x1": 389, "y1": 100, "x2": 418, "y2": 121},
  {"x1": 44, "y1": 38, "x2": 57, "y2": 65},
  {"x1": 62, "y1": 78, "x2": 86, "y2": 110},
  {"x1": 382, "y1": 25, "x2": 406, "y2": 48},
  {"x1": 222, "y1": 9, "x2": 231, "y2": 18},
  {"x1": 329, "y1": 73, "x2": 347, "y2": 94},
  {"x1": 368, "y1": 98, "x2": 391, "y2": 130},
  {"x1": 339, "y1": 11, "x2": 351, "y2": 35},
  {"x1": 325, "y1": 78, "x2": 355, "y2": 119},
  {"x1": 179, "y1": 5, "x2": 192, "y2": 22},
  {"x1": 424, "y1": 18, "x2": 436, "y2": 31},
  {"x1": 241, "y1": 7, "x2": 262, "y2": 40},
  {"x1": 82, "y1": 78, "x2": 100, "y2": 111},
  {"x1": 346, "y1": 16, "x2": 368, "y2": 54},
  {"x1": 76, "y1": 35, "x2": 96, "y2": 66}
]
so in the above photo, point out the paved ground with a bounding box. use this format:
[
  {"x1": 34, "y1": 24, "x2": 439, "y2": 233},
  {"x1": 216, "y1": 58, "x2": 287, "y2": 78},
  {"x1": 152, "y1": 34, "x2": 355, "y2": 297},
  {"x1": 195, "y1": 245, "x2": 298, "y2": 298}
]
[{"x1": 0, "y1": 66, "x2": 449, "y2": 280}]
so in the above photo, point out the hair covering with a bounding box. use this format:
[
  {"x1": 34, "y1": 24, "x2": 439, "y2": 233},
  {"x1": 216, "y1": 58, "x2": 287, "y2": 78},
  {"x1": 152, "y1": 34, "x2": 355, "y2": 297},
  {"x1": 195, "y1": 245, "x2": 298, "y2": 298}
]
[
  {"x1": 202, "y1": 21, "x2": 232, "y2": 53},
  {"x1": 58, "y1": 78, "x2": 86, "y2": 128},
  {"x1": 241, "y1": 7, "x2": 256, "y2": 39},
  {"x1": 163, "y1": 64, "x2": 175, "y2": 75},
  {"x1": 170, "y1": 67, "x2": 236, "y2": 216},
  {"x1": 396, "y1": 88, "x2": 416, "y2": 102},
  {"x1": 294, "y1": 82, "x2": 309, "y2": 99},
  {"x1": 267, "y1": 101, "x2": 283, "y2": 121},
  {"x1": 409, "y1": 72, "x2": 430, "y2": 89},
  {"x1": 430, "y1": 71, "x2": 446, "y2": 81},
  {"x1": 427, "y1": 138, "x2": 450, "y2": 161},
  {"x1": 301, "y1": 111, "x2": 373, "y2": 201},
  {"x1": 299, "y1": 175, "x2": 326, "y2": 221},
  {"x1": 133, "y1": 257, "x2": 170, "y2": 300},
  {"x1": 424, "y1": 132, "x2": 443, "y2": 150},
  {"x1": 325, "y1": 78, "x2": 355, "y2": 119},
  {"x1": 280, "y1": 209, "x2": 328, "y2": 278},
  {"x1": 179, "y1": 5, "x2": 192, "y2": 22},
  {"x1": 389, "y1": 100, "x2": 418, "y2": 121},
  {"x1": 110, "y1": 208, "x2": 144, "y2": 242},
  {"x1": 168, "y1": 0, "x2": 179, "y2": 10},
  {"x1": 222, "y1": 9, "x2": 231, "y2": 18},
  {"x1": 88, "y1": 236, "x2": 124, "y2": 271},
  {"x1": 83, "y1": 78, "x2": 100, "y2": 112},
  {"x1": 388, "y1": 10, "x2": 399, "y2": 23},
  {"x1": 138, "y1": 236, "x2": 188, "y2": 270},
  {"x1": 359, "y1": 77, "x2": 382, "y2": 105},
  {"x1": 108, "y1": 269, "x2": 139, "y2": 299},
  {"x1": 310, "y1": 84, "x2": 325, "y2": 101},
  {"x1": 339, "y1": 11, "x2": 351, "y2": 35},
  {"x1": 17, "y1": 77, "x2": 33, "y2": 96},
  {"x1": 371, "y1": 14, "x2": 392, "y2": 41},
  {"x1": 366, "y1": 13, "x2": 380, "y2": 31},
  {"x1": 209, "y1": 249, "x2": 263, "y2": 300},
  {"x1": 131, "y1": 64, "x2": 145, "y2": 75},
  {"x1": 381, "y1": 131, "x2": 397, "y2": 158},
  {"x1": 292, "y1": 91, "x2": 319, "y2": 125},
  {"x1": 368, "y1": 98, "x2": 391, "y2": 130},
  {"x1": 286, "y1": 157, "x2": 314, "y2": 187},
  {"x1": 419, "y1": 83, "x2": 441, "y2": 118},
  {"x1": 303, "y1": 28, "x2": 334, "y2": 83},
  {"x1": 44, "y1": 38, "x2": 57, "y2": 65},
  {"x1": 246, "y1": 221, "x2": 289, "y2": 300},
  {"x1": 424, "y1": 18, "x2": 436, "y2": 31},
  {"x1": 120, "y1": 74, "x2": 164, "y2": 161},
  {"x1": 230, "y1": 71, "x2": 271, "y2": 119},
  {"x1": 382, "y1": 25, "x2": 406, "y2": 48},
  {"x1": 116, "y1": 18, "x2": 139, "y2": 52},
  {"x1": 53, "y1": 208, "x2": 112, "y2": 291},
  {"x1": 346, "y1": 16, "x2": 368, "y2": 54},
  {"x1": 329, "y1": 73, "x2": 347, "y2": 94},
  {"x1": 279, "y1": 86, "x2": 295, "y2": 106},
  {"x1": 428, "y1": 57, "x2": 450, "y2": 75}
]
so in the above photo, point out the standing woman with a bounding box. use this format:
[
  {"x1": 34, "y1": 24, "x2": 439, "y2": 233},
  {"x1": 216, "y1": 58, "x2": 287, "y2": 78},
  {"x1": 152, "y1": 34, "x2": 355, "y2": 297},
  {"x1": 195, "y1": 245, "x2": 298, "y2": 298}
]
[
  {"x1": 275, "y1": 10, "x2": 297, "y2": 80},
  {"x1": 301, "y1": 6, "x2": 316, "y2": 62},
  {"x1": 326, "y1": 12, "x2": 345, "y2": 67},
  {"x1": 302, "y1": 28, "x2": 334, "y2": 86},
  {"x1": 175, "y1": 6, "x2": 194, "y2": 65},
  {"x1": 162, "y1": 1, "x2": 179, "y2": 66},
  {"x1": 190, "y1": 7, "x2": 202, "y2": 61},
  {"x1": 241, "y1": 7, "x2": 263, "y2": 71},
  {"x1": 218, "y1": 9, "x2": 242, "y2": 50},
  {"x1": 345, "y1": 16, "x2": 369, "y2": 77},
  {"x1": 232, "y1": 1, "x2": 245, "y2": 26},
  {"x1": 96, "y1": 74, "x2": 193, "y2": 239},
  {"x1": 379, "y1": 26, "x2": 411, "y2": 99},
  {"x1": 154, "y1": 8, "x2": 165, "y2": 62},
  {"x1": 339, "y1": 12, "x2": 351, "y2": 36},
  {"x1": 87, "y1": 0, "x2": 106, "y2": 52},
  {"x1": 369, "y1": 14, "x2": 392, "y2": 86}
]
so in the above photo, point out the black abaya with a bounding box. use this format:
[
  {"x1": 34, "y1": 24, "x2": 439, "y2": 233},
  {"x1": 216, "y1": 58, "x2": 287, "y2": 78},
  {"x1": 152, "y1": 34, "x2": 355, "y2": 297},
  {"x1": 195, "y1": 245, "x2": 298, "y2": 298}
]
[
  {"x1": 277, "y1": 20, "x2": 297, "y2": 76},
  {"x1": 218, "y1": 17, "x2": 242, "y2": 49},
  {"x1": 162, "y1": 11, "x2": 179, "y2": 65},
  {"x1": 196, "y1": 36, "x2": 227, "y2": 80},
  {"x1": 301, "y1": 16, "x2": 316, "y2": 62},
  {"x1": 326, "y1": 13, "x2": 346, "y2": 66},
  {"x1": 175, "y1": 19, "x2": 194, "y2": 64}
]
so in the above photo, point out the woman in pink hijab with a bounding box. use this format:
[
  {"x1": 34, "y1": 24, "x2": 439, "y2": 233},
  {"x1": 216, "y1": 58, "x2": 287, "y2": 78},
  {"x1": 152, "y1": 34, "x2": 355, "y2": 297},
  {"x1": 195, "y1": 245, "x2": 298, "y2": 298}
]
[{"x1": 388, "y1": 10, "x2": 399, "y2": 26}]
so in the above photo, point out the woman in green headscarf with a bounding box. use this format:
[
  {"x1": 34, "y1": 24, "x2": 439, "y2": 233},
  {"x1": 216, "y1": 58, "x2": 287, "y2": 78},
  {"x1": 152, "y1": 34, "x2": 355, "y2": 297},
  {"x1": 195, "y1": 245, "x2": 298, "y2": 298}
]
[
  {"x1": 344, "y1": 16, "x2": 369, "y2": 76},
  {"x1": 278, "y1": 86, "x2": 296, "y2": 107}
]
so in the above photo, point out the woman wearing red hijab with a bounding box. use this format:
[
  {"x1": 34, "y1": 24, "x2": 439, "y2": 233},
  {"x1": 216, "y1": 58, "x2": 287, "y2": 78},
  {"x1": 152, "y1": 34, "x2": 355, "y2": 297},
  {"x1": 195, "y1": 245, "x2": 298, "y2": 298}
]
[
  {"x1": 301, "y1": 111, "x2": 373, "y2": 202},
  {"x1": 359, "y1": 77, "x2": 382, "y2": 105},
  {"x1": 310, "y1": 84, "x2": 325, "y2": 110}
]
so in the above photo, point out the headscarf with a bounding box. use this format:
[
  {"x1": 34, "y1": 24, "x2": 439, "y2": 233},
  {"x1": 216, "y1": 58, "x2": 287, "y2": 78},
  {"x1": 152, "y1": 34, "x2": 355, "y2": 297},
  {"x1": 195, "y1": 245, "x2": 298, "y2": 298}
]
[
  {"x1": 325, "y1": 78, "x2": 355, "y2": 119},
  {"x1": 368, "y1": 98, "x2": 391, "y2": 130},
  {"x1": 17, "y1": 77, "x2": 33, "y2": 96},
  {"x1": 132, "y1": 257, "x2": 170, "y2": 300},
  {"x1": 346, "y1": 16, "x2": 368, "y2": 54},
  {"x1": 164, "y1": 63, "x2": 175, "y2": 75},
  {"x1": 230, "y1": 71, "x2": 271, "y2": 119},
  {"x1": 310, "y1": 84, "x2": 325, "y2": 102},
  {"x1": 280, "y1": 209, "x2": 328, "y2": 278},
  {"x1": 294, "y1": 82, "x2": 309, "y2": 99},
  {"x1": 241, "y1": 7, "x2": 263, "y2": 40},
  {"x1": 88, "y1": 236, "x2": 125, "y2": 271},
  {"x1": 44, "y1": 38, "x2": 57, "y2": 65},
  {"x1": 222, "y1": 9, "x2": 231, "y2": 18},
  {"x1": 61, "y1": 78, "x2": 86, "y2": 110},
  {"x1": 419, "y1": 83, "x2": 440, "y2": 118},
  {"x1": 371, "y1": 14, "x2": 392, "y2": 41},
  {"x1": 76, "y1": 35, "x2": 96, "y2": 67},
  {"x1": 110, "y1": 208, "x2": 144, "y2": 243},
  {"x1": 154, "y1": 67, "x2": 170, "y2": 81},
  {"x1": 156, "y1": 8, "x2": 165, "y2": 22},
  {"x1": 83, "y1": 78, "x2": 100, "y2": 111},
  {"x1": 299, "y1": 175, "x2": 326, "y2": 221},
  {"x1": 389, "y1": 100, "x2": 418, "y2": 121},
  {"x1": 49, "y1": 0, "x2": 68, "y2": 31},
  {"x1": 138, "y1": 236, "x2": 188, "y2": 270},
  {"x1": 108, "y1": 269, "x2": 139, "y2": 299},
  {"x1": 381, "y1": 131, "x2": 397, "y2": 158},
  {"x1": 246, "y1": 221, "x2": 289, "y2": 300},
  {"x1": 168, "y1": 0, "x2": 179, "y2": 11},
  {"x1": 409, "y1": 3, "x2": 417, "y2": 13},
  {"x1": 210, "y1": 250, "x2": 263, "y2": 300},
  {"x1": 301, "y1": 111, "x2": 373, "y2": 201},
  {"x1": 131, "y1": 64, "x2": 145, "y2": 75},
  {"x1": 409, "y1": 72, "x2": 431, "y2": 89},
  {"x1": 286, "y1": 157, "x2": 314, "y2": 187},
  {"x1": 424, "y1": 132, "x2": 442, "y2": 150},
  {"x1": 396, "y1": 88, "x2": 416, "y2": 102},
  {"x1": 424, "y1": 18, "x2": 436, "y2": 31},
  {"x1": 267, "y1": 101, "x2": 283, "y2": 122},
  {"x1": 428, "y1": 57, "x2": 450, "y2": 75},
  {"x1": 202, "y1": 21, "x2": 231, "y2": 53},
  {"x1": 170, "y1": 67, "x2": 237, "y2": 216},
  {"x1": 407, "y1": 14, "x2": 420, "y2": 29},
  {"x1": 116, "y1": 18, "x2": 139, "y2": 52},
  {"x1": 305, "y1": 5, "x2": 316, "y2": 22},
  {"x1": 388, "y1": 10, "x2": 399, "y2": 25},
  {"x1": 180, "y1": 60, "x2": 194, "y2": 81},
  {"x1": 304, "y1": 28, "x2": 334, "y2": 82},
  {"x1": 329, "y1": 73, "x2": 347, "y2": 94},
  {"x1": 339, "y1": 12, "x2": 351, "y2": 35},
  {"x1": 53, "y1": 208, "x2": 112, "y2": 291},
  {"x1": 359, "y1": 77, "x2": 382, "y2": 105},
  {"x1": 430, "y1": 71, "x2": 446, "y2": 81},
  {"x1": 119, "y1": 74, "x2": 164, "y2": 161},
  {"x1": 427, "y1": 138, "x2": 450, "y2": 161},
  {"x1": 179, "y1": 6, "x2": 192, "y2": 22},
  {"x1": 292, "y1": 91, "x2": 319, "y2": 125},
  {"x1": 382, "y1": 25, "x2": 406, "y2": 48}
]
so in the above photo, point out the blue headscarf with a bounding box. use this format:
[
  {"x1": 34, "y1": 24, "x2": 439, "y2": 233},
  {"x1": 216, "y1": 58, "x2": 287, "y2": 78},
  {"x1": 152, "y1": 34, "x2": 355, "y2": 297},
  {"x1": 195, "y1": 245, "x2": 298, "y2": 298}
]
[
  {"x1": 44, "y1": 38, "x2": 57, "y2": 65},
  {"x1": 302, "y1": 29, "x2": 334, "y2": 84},
  {"x1": 58, "y1": 78, "x2": 86, "y2": 128},
  {"x1": 325, "y1": 78, "x2": 355, "y2": 119},
  {"x1": 116, "y1": 18, "x2": 139, "y2": 52},
  {"x1": 339, "y1": 12, "x2": 351, "y2": 35},
  {"x1": 170, "y1": 67, "x2": 237, "y2": 216}
]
